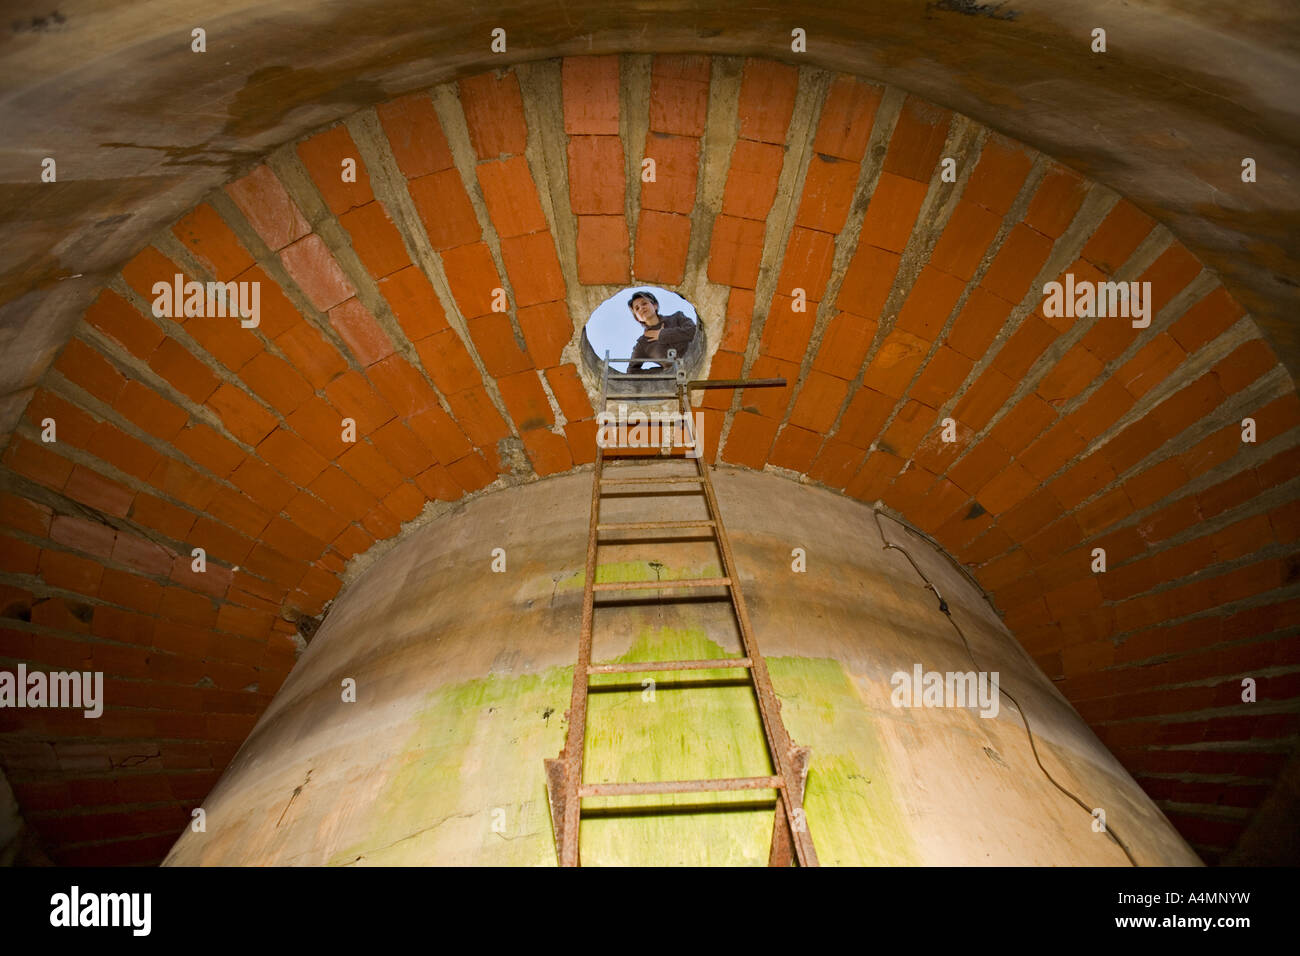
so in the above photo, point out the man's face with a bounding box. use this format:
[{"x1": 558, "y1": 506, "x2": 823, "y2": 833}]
[{"x1": 631, "y1": 296, "x2": 660, "y2": 328}]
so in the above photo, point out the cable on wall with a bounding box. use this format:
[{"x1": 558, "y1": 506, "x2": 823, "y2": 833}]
[{"x1": 872, "y1": 509, "x2": 1140, "y2": 867}]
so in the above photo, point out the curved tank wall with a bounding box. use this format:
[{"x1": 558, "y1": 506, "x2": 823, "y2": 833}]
[{"x1": 163, "y1": 466, "x2": 1199, "y2": 865}]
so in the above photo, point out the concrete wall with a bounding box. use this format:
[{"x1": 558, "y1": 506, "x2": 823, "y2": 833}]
[{"x1": 165, "y1": 467, "x2": 1198, "y2": 865}]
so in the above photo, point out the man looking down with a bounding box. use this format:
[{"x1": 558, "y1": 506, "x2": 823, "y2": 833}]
[{"x1": 626, "y1": 290, "x2": 696, "y2": 372}]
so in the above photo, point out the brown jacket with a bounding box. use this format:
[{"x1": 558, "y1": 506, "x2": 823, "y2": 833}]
[{"x1": 628, "y1": 312, "x2": 696, "y2": 371}]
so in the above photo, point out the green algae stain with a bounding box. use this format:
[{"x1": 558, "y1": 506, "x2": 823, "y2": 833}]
[
  {"x1": 331, "y1": 628, "x2": 917, "y2": 866},
  {"x1": 768, "y1": 657, "x2": 918, "y2": 866},
  {"x1": 327, "y1": 667, "x2": 572, "y2": 866}
]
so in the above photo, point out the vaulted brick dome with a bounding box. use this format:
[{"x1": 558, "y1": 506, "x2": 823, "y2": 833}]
[{"x1": 1, "y1": 4, "x2": 1297, "y2": 867}]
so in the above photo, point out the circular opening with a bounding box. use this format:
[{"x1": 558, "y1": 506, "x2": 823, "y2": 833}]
[{"x1": 581, "y1": 286, "x2": 707, "y2": 396}]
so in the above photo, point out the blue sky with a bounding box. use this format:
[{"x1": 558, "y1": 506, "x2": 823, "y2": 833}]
[{"x1": 584, "y1": 286, "x2": 699, "y2": 372}]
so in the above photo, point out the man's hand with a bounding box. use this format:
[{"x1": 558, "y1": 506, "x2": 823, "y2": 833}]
[{"x1": 643, "y1": 328, "x2": 659, "y2": 341}]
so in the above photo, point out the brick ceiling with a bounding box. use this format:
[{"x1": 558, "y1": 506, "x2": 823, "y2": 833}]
[{"x1": 1, "y1": 35, "x2": 1298, "y2": 867}]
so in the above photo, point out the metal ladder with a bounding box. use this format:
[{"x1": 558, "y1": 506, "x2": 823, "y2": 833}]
[{"x1": 544, "y1": 349, "x2": 819, "y2": 866}]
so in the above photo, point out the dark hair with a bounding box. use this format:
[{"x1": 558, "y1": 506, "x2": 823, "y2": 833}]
[{"x1": 627, "y1": 290, "x2": 659, "y2": 312}]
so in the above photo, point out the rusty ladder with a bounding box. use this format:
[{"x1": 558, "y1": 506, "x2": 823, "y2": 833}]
[{"x1": 544, "y1": 349, "x2": 819, "y2": 867}]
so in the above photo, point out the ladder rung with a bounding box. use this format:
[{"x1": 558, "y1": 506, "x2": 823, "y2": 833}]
[
  {"x1": 588, "y1": 657, "x2": 753, "y2": 675},
  {"x1": 600, "y1": 476, "x2": 704, "y2": 485},
  {"x1": 592, "y1": 577, "x2": 730, "y2": 592},
  {"x1": 605, "y1": 392, "x2": 681, "y2": 399},
  {"x1": 579, "y1": 776, "x2": 784, "y2": 797},
  {"x1": 596, "y1": 520, "x2": 715, "y2": 531}
]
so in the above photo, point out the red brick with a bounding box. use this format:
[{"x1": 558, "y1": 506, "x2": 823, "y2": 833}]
[
  {"x1": 408, "y1": 169, "x2": 480, "y2": 251},
  {"x1": 413, "y1": 329, "x2": 479, "y2": 397},
  {"x1": 377, "y1": 93, "x2": 454, "y2": 179},
  {"x1": 952, "y1": 368, "x2": 1016, "y2": 430},
  {"x1": 84, "y1": 422, "x2": 162, "y2": 482},
  {"x1": 576, "y1": 215, "x2": 630, "y2": 284},
  {"x1": 991, "y1": 315, "x2": 1055, "y2": 380},
  {"x1": 323, "y1": 370, "x2": 397, "y2": 437},
  {"x1": 738, "y1": 59, "x2": 799, "y2": 144},
  {"x1": 0, "y1": 533, "x2": 39, "y2": 575},
  {"x1": 85, "y1": 289, "x2": 164, "y2": 360},
  {"x1": 722, "y1": 412, "x2": 779, "y2": 469},
  {"x1": 929, "y1": 202, "x2": 1002, "y2": 282},
  {"x1": 182, "y1": 304, "x2": 262, "y2": 371},
  {"x1": 520, "y1": 428, "x2": 573, "y2": 476},
  {"x1": 366, "y1": 353, "x2": 438, "y2": 419},
  {"x1": 466, "y1": 313, "x2": 532, "y2": 379},
  {"x1": 297, "y1": 124, "x2": 373, "y2": 214},
  {"x1": 813, "y1": 77, "x2": 882, "y2": 162},
  {"x1": 1082, "y1": 200, "x2": 1155, "y2": 274},
  {"x1": 229, "y1": 456, "x2": 298, "y2": 513},
  {"x1": 1037, "y1": 347, "x2": 1104, "y2": 406},
  {"x1": 477, "y1": 156, "x2": 548, "y2": 237},
  {"x1": 983, "y1": 394, "x2": 1050, "y2": 455},
  {"x1": 635, "y1": 210, "x2": 692, "y2": 285},
  {"x1": 338, "y1": 201, "x2": 408, "y2": 279},
  {"x1": 845, "y1": 450, "x2": 906, "y2": 502},
  {"x1": 768, "y1": 425, "x2": 823, "y2": 473},
  {"x1": 26, "y1": 389, "x2": 97, "y2": 448},
  {"x1": 947, "y1": 440, "x2": 1011, "y2": 496},
  {"x1": 862, "y1": 329, "x2": 929, "y2": 398},
  {"x1": 896, "y1": 266, "x2": 966, "y2": 341},
  {"x1": 441, "y1": 241, "x2": 502, "y2": 318},
  {"x1": 497, "y1": 370, "x2": 554, "y2": 429},
  {"x1": 882, "y1": 96, "x2": 950, "y2": 181},
  {"x1": 836, "y1": 387, "x2": 895, "y2": 449},
  {"x1": 260, "y1": 517, "x2": 328, "y2": 564},
  {"x1": 1024, "y1": 165, "x2": 1088, "y2": 239},
  {"x1": 376, "y1": 265, "x2": 447, "y2": 343},
  {"x1": 225, "y1": 165, "x2": 310, "y2": 252},
  {"x1": 563, "y1": 420, "x2": 599, "y2": 466},
  {"x1": 760, "y1": 298, "x2": 816, "y2": 366},
  {"x1": 562, "y1": 56, "x2": 620, "y2": 135},
  {"x1": 310, "y1": 466, "x2": 376, "y2": 523},
  {"x1": 776, "y1": 227, "x2": 837, "y2": 305},
  {"x1": 518, "y1": 301, "x2": 574, "y2": 369},
  {"x1": 1068, "y1": 378, "x2": 1135, "y2": 441},
  {"x1": 911, "y1": 346, "x2": 973, "y2": 408},
  {"x1": 813, "y1": 312, "x2": 877, "y2": 380},
  {"x1": 119, "y1": 245, "x2": 187, "y2": 305},
  {"x1": 788, "y1": 371, "x2": 850, "y2": 433},
  {"x1": 274, "y1": 321, "x2": 348, "y2": 390},
  {"x1": 444, "y1": 387, "x2": 510, "y2": 451},
  {"x1": 65, "y1": 465, "x2": 134, "y2": 516},
  {"x1": 501, "y1": 231, "x2": 564, "y2": 306},
  {"x1": 459, "y1": 71, "x2": 528, "y2": 158},
  {"x1": 256, "y1": 427, "x2": 329, "y2": 486},
  {"x1": 795, "y1": 153, "x2": 859, "y2": 234},
  {"x1": 3, "y1": 438, "x2": 73, "y2": 491},
  {"x1": 129, "y1": 493, "x2": 196, "y2": 540},
  {"x1": 1116, "y1": 333, "x2": 1186, "y2": 399},
  {"x1": 981, "y1": 225, "x2": 1054, "y2": 304},
  {"x1": 111, "y1": 380, "x2": 187, "y2": 442},
  {"x1": 962, "y1": 135, "x2": 1034, "y2": 215},
  {"x1": 1140, "y1": 242, "x2": 1203, "y2": 318},
  {"x1": 366, "y1": 421, "x2": 432, "y2": 479},
  {"x1": 568, "y1": 135, "x2": 625, "y2": 215},
  {"x1": 1161, "y1": 292, "x2": 1237, "y2": 362},
  {"x1": 836, "y1": 244, "x2": 898, "y2": 318},
  {"x1": 445, "y1": 452, "x2": 496, "y2": 493},
  {"x1": 648, "y1": 55, "x2": 709, "y2": 136},
  {"x1": 642, "y1": 133, "x2": 699, "y2": 214},
  {"x1": 170, "y1": 423, "x2": 242, "y2": 478},
  {"x1": 879, "y1": 400, "x2": 934, "y2": 458},
  {"x1": 545, "y1": 365, "x2": 593, "y2": 421},
  {"x1": 172, "y1": 203, "x2": 255, "y2": 280},
  {"x1": 280, "y1": 234, "x2": 356, "y2": 312},
  {"x1": 325, "y1": 298, "x2": 393, "y2": 366},
  {"x1": 945, "y1": 288, "x2": 1007, "y2": 360},
  {"x1": 112, "y1": 532, "x2": 175, "y2": 577},
  {"x1": 722, "y1": 139, "x2": 784, "y2": 221},
  {"x1": 207, "y1": 384, "x2": 278, "y2": 445},
  {"x1": 0, "y1": 493, "x2": 52, "y2": 538},
  {"x1": 860, "y1": 172, "x2": 927, "y2": 254},
  {"x1": 53, "y1": 337, "x2": 126, "y2": 404},
  {"x1": 147, "y1": 337, "x2": 221, "y2": 403},
  {"x1": 241, "y1": 351, "x2": 314, "y2": 416}
]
